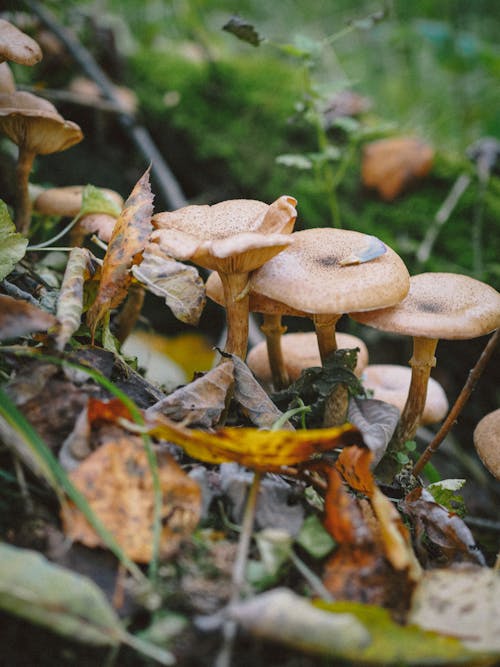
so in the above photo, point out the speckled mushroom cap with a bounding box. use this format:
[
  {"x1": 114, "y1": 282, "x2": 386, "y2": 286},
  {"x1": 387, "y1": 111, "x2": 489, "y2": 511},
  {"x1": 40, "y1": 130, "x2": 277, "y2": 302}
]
[
  {"x1": 35, "y1": 185, "x2": 123, "y2": 218},
  {"x1": 362, "y1": 364, "x2": 449, "y2": 425},
  {"x1": 250, "y1": 228, "x2": 410, "y2": 315},
  {"x1": 473, "y1": 409, "x2": 500, "y2": 479},
  {"x1": 0, "y1": 19, "x2": 42, "y2": 66},
  {"x1": 206, "y1": 270, "x2": 307, "y2": 317},
  {"x1": 247, "y1": 331, "x2": 369, "y2": 385},
  {"x1": 0, "y1": 91, "x2": 83, "y2": 154},
  {"x1": 351, "y1": 273, "x2": 500, "y2": 339},
  {"x1": 151, "y1": 196, "x2": 297, "y2": 274}
]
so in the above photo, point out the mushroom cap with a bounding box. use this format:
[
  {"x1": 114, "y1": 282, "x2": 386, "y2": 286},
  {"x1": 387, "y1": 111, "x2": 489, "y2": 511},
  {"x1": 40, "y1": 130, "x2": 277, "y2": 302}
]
[
  {"x1": 206, "y1": 270, "x2": 307, "y2": 317},
  {"x1": 351, "y1": 272, "x2": 500, "y2": 340},
  {"x1": 152, "y1": 195, "x2": 297, "y2": 274},
  {"x1": 361, "y1": 364, "x2": 449, "y2": 425},
  {"x1": 0, "y1": 19, "x2": 42, "y2": 66},
  {"x1": 473, "y1": 409, "x2": 500, "y2": 479},
  {"x1": 247, "y1": 331, "x2": 369, "y2": 385},
  {"x1": 250, "y1": 228, "x2": 410, "y2": 315},
  {"x1": 0, "y1": 91, "x2": 83, "y2": 154},
  {"x1": 0, "y1": 62, "x2": 15, "y2": 94},
  {"x1": 34, "y1": 185, "x2": 123, "y2": 218}
]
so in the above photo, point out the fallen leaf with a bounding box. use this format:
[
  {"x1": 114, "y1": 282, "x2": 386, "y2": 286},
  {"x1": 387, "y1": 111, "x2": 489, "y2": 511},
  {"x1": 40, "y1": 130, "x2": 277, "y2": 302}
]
[
  {"x1": 400, "y1": 486, "x2": 486, "y2": 567},
  {"x1": 59, "y1": 405, "x2": 92, "y2": 471},
  {"x1": 362, "y1": 137, "x2": 434, "y2": 200},
  {"x1": 61, "y1": 436, "x2": 201, "y2": 563},
  {"x1": 409, "y1": 567, "x2": 500, "y2": 654},
  {"x1": 0, "y1": 294, "x2": 56, "y2": 340},
  {"x1": 87, "y1": 396, "x2": 134, "y2": 425},
  {"x1": 87, "y1": 168, "x2": 154, "y2": 339},
  {"x1": 339, "y1": 235, "x2": 387, "y2": 266},
  {"x1": 148, "y1": 415, "x2": 362, "y2": 469},
  {"x1": 55, "y1": 247, "x2": 92, "y2": 350},
  {"x1": 0, "y1": 199, "x2": 28, "y2": 279},
  {"x1": 347, "y1": 396, "x2": 400, "y2": 465},
  {"x1": 222, "y1": 16, "x2": 264, "y2": 47},
  {"x1": 146, "y1": 361, "x2": 233, "y2": 428},
  {"x1": 132, "y1": 245, "x2": 205, "y2": 326}
]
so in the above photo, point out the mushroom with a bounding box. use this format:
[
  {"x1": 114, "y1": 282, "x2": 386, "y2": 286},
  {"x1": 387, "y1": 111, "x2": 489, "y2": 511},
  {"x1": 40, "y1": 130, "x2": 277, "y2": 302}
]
[
  {"x1": 0, "y1": 62, "x2": 15, "y2": 94},
  {"x1": 151, "y1": 196, "x2": 297, "y2": 359},
  {"x1": 0, "y1": 19, "x2": 42, "y2": 66},
  {"x1": 0, "y1": 91, "x2": 83, "y2": 234},
  {"x1": 351, "y1": 272, "x2": 500, "y2": 477},
  {"x1": 34, "y1": 185, "x2": 124, "y2": 244},
  {"x1": 361, "y1": 364, "x2": 448, "y2": 426},
  {"x1": 473, "y1": 409, "x2": 500, "y2": 480},
  {"x1": 247, "y1": 331, "x2": 369, "y2": 390}
]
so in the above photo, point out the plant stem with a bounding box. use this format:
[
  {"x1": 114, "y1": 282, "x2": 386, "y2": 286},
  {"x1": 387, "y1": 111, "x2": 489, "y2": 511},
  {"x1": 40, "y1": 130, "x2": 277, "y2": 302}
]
[
  {"x1": 15, "y1": 147, "x2": 35, "y2": 235},
  {"x1": 219, "y1": 271, "x2": 250, "y2": 360},
  {"x1": 260, "y1": 313, "x2": 289, "y2": 389},
  {"x1": 413, "y1": 328, "x2": 499, "y2": 477}
]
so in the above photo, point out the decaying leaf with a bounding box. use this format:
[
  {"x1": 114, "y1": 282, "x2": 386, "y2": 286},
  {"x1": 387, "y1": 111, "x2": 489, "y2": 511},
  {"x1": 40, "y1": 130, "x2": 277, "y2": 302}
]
[
  {"x1": 86, "y1": 168, "x2": 154, "y2": 339},
  {"x1": 409, "y1": 567, "x2": 500, "y2": 654},
  {"x1": 0, "y1": 294, "x2": 56, "y2": 340},
  {"x1": 400, "y1": 486, "x2": 486, "y2": 567},
  {"x1": 0, "y1": 542, "x2": 125, "y2": 646},
  {"x1": 347, "y1": 396, "x2": 400, "y2": 465},
  {"x1": 132, "y1": 246, "x2": 205, "y2": 326},
  {"x1": 61, "y1": 436, "x2": 201, "y2": 562},
  {"x1": 0, "y1": 199, "x2": 28, "y2": 280},
  {"x1": 362, "y1": 137, "x2": 434, "y2": 200},
  {"x1": 148, "y1": 415, "x2": 362, "y2": 469},
  {"x1": 222, "y1": 16, "x2": 264, "y2": 47},
  {"x1": 55, "y1": 247, "x2": 92, "y2": 350},
  {"x1": 146, "y1": 361, "x2": 234, "y2": 428}
]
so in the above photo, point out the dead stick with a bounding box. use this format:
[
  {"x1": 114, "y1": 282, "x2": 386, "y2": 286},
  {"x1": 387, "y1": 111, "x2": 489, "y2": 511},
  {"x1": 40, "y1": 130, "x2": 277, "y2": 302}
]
[{"x1": 413, "y1": 328, "x2": 499, "y2": 477}]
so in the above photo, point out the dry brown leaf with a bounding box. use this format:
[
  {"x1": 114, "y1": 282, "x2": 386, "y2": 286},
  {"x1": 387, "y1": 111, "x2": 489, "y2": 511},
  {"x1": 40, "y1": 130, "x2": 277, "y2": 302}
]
[
  {"x1": 61, "y1": 436, "x2": 201, "y2": 562},
  {"x1": 86, "y1": 168, "x2": 154, "y2": 339},
  {"x1": 55, "y1": 247, "x2": 92, "y2": 350},
  {"x1": 0, "y1": 294, "x2": 56, "y2": 340},
  {"x1": 362, "y1": 137, "x2": 434, "y2": 200}
]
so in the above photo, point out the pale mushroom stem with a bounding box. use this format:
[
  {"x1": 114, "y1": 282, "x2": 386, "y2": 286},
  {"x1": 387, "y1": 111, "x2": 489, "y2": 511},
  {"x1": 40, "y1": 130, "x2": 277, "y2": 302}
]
[
  {"x1": 260, "y1": 313, "x2": 289, "y2": 390},
  {"x1": 15, "y1": 147, "x2": 36, "y2": 235},
  {"x1": 313, "y1": 313, "x2": 342, "y2": 362},
  {"x1": 219, "y1": 271, "x2": 250, "y2": 360},
  {"x1": 377, "y1": 336, "x2": 439, "y2": 482}
]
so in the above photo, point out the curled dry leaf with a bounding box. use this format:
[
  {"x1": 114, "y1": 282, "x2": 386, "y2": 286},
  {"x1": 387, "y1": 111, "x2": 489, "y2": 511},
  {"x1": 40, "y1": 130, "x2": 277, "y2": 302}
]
[
  {"x1": 86, "y1": 168, "x2": 154, "y2": 339},
  {"x1": 362, "y1": 137, "x2": 434, "y2": 200},
  {"x1": 61, "y1": 436, "x2": 201, "y2": 563},
  {"x1": 148, "y1": 415, "x2": 362, "y2": 469},
  {"x1": 0, "y1": 294, "x2": 56, "y2": 341},
  {"x1": 347, "y1": 396, "x2": 400, "y2": 465},
  {"x1": 55, "y1": 247, "x2": 92, "y2": 350},
  {"x1": 132, "y1": 245, "x2": 205, "y2": 326}
]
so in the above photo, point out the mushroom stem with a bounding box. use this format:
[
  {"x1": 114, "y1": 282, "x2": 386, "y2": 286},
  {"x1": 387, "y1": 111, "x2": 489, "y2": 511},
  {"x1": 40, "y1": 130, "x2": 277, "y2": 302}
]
[
  {"x1": 313, "y1": 313, "x2": 341, "y2": 363},
  {"x1": 377, "y1": 336, "x2": 439, "y2": 482},
  {"x1": 15, "y1": 146, "x2": 35, "y2": 235},
  {"x1": 219, "y1": 271, "x2": 250, "y2": 360},
  {"x1": 115, "y1": 284, "x2": 146, "y2": 345},
  {"x1": 260, "y1": 313, "x2": 289, "y2": 390}
]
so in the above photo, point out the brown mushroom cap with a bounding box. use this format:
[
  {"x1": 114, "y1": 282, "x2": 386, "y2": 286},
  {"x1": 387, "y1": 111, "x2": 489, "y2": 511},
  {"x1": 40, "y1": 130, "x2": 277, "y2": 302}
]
[
  {"x1": 247, "y1": 331, "x2": 369, "y2": 385},
  {"x1": 0, "y1": 62, "x2": 15, "y2": 94},
  {"x1": 351, "y1": 273, "x2": 500, "y2": 339},
  {"x1": 34, "y1": 185, "x2": 123, "y2": 218},
  {"x1": 0, "y1": 19, "x2": 42, "y2": 66},
  {"x1": 0, "y1": 91, "x2": 83, "y2": 154},
  {"x1": 473, "y1": 409, "x2": 500, "y2": 479},
  {"x1": 250, "y1": 228, "x2": 410, "y2": 315},
  {"x1": 362, "y1": 364, "x2": 449, "y2": 425}
]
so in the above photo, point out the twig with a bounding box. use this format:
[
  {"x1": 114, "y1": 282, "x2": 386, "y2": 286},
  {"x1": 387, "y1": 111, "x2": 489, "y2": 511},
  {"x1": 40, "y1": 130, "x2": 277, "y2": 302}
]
[
  {"x1": 413, "y1": 329, "x2": 499, "y2": 477},
  {"x1": 18, "y1": 84, "x2": 127, "y2": 113},
  {"x1": 24, "y1": 0, "x2": 187, "y2": 211}
]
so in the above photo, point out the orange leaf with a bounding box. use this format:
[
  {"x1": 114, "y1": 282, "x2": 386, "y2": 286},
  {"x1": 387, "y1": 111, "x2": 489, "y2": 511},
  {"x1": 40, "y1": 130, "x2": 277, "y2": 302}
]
[
  {"x1": 61, "y1": 436, "x2": 201, "y2": 562},
  {"x1": 87, "y1": 397, "x2": 133, "y2": 425},
  {"x1": 148, "y1": 414, "x2": 362, "y2": 470},
  {"x1": 86, "y1": 168, "x2": 154, "y2": 339}
]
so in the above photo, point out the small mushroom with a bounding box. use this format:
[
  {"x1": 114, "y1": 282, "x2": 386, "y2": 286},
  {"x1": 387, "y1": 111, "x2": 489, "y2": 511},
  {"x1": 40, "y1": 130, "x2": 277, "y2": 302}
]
[
  {"x1": 247, "y1": 331, "x2": 369, "y2": 390},
  {"x1": 361, "y1": 364, "x2": 448, "y2": 426},
  {"x1": 152, "y1": 196, "x2": 297, "y2": 359},
  {"x1": 0, "y1": 91, "x2": 83, "y2": 234},
  {"x1": 351, "y1": 272, "x2": 500, "y2": 478},
  {"x1": 473, "y1": 409, "x2": 500, "y2": 479},
  {"x1": 0, "y1": 19, "x2": 42, "y2": 66},
  {"x1": 34, "y1": 185, "x2": 124, "y2": 244}
]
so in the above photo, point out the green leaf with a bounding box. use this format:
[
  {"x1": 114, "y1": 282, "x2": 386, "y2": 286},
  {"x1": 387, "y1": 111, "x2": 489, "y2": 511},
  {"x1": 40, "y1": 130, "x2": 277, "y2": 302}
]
[
  {"x1": 296, "y1": 514, "x2": 335, "y2": 559},
  {"x1": 0, "y1": 200, "x2": 29, "y2": 280},
  {"x1": 0, "y1": 542, "x2": 125, "y2": 646},
  {"x1": 80, "y1": 185, "x2": 122, "y2": 218},
  {"x1": 222, "y1": 17, "x2": 263, "y2": 47},
  {"x1": 427, "y1": 479, "x2": 467, "y2": 517},
  {"x1": 275, "y1": 153, "x2": 313, "y2": 170}
]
